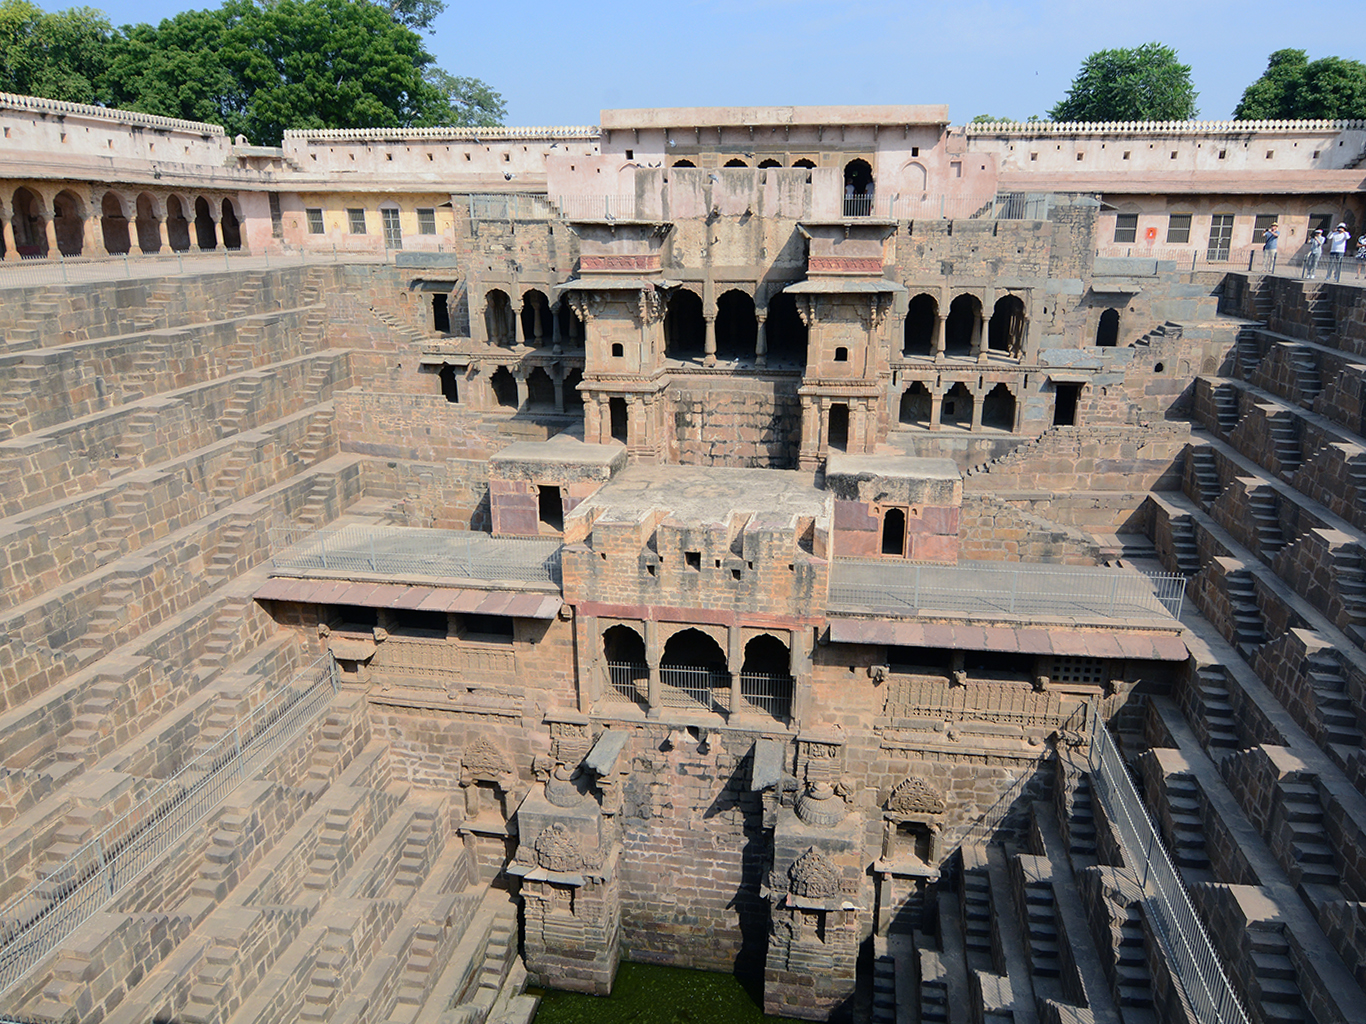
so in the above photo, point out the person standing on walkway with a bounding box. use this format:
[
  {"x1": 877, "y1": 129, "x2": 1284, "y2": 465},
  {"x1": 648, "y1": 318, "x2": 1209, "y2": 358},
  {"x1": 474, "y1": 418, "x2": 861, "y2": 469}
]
[
  {"x1": 1355, "y1": 233, "x2": 1366, "y2": 280},
  {"x1": 1328, "y1": 223, "x2": 1351, "y2": 281},
  {"x1": 1262, "y1": 222, "x2": 1279, "y2": 272},
  {"x1": 1304, "y1": 229, "x2": 1325, "y2": 279}
]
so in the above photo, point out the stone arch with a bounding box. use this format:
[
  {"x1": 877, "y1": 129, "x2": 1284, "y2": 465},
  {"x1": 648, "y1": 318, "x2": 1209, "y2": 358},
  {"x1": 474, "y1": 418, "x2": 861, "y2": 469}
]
[
  {"x1": 945, "y1": 294, "x2": 981, "y2": 356},
  {"x1": 52, "y1": 189, "x2": 85, "y2": 256},
  {"x1": 898, "y1": 382, "x2": 932, "y2": 426},
  {"x1": 520, "y1": 289, "x2": 550, "y2": 345},
  {"x1": 742, "y1": 633, "x2": 789, "y2": 674},
  {"x1": 723, "y1": 157, "x2": 749, "y2": 167},
  {"x1": 555, "y1": 300, "x2": 583, "y2": 347},
  {"x1": 485, "y1": 289, "x2": 514, "y2": 345},
  {"x1": 100, "y1": 191, "x2": 131, "y2": 254},
  {"x1": 758, "y1": 158, "x2": 782, "y2": 169},
  {"x1": 526, "y1": 366, "x2": 555, "y2": 408},
  {"x1": 843, "y1": 158, "x2": 874, "y2": 216},
  {"x1": 165, "y1": 195, "x2": 192, "y2": 251},
  {"x1": 603, "y1": 623, "x2": 646, "y2": 664},
  {"x1": 490, "y1": 366, "x2": 518, "y2": 408},
  {"x1": 982, "y1": 383, "x2": 1016, "y2": 430},
  {"x1": 220, "y1": 198, "x2": 242, "y2": 249},
  {"x1": 1096, "y1": 307, "x2": 1120, "y2": 347},
  {"x1": 765, "y1": 293, "x2": 807, "y2": 368},
  {"x1": 793, "y1": 158, "x2": 816, "y2": 169},
  {"x1": 11, "y1": 186, "x2": 47, "y2": 256},
  {"x1": 661, "y1": 627, "x2": 728, "y2": 713},
  {"x1": 740, "y1": 633, "x2": 794, "y2": 719},
  {"x1": 193, "y1": 196, "x2": 216, "y2": 250},
  {"x1": 904, "y1": 293, "x2": 937, "y2": 356},
  {"x1": 660, "y1": 623, "x2": 727, "y2": 663},
  {"x1": 664, "y1": 288, "x2": 705, "y2": 361},
  {"x1": 940, "y1": 381, "x2": 973, "y2": 428},
  {"x1": 134, "y1": 193, "x2": 160, "y2": 253},
  {"x1": 988, "y1": 295, "x2": 1025, "y2": 354},
  {"x1": 715, "y1": 288, "x2": 757, "y2": 360},
  {"x1": 881, "y1": 507, "x2": 906, "y2": 556},
  {"x1": 672, "y1": 158, "x2": 696, "y2": 168},
  {"x1": 900, "y1": 160, "x2": 928, "y2": 192}
]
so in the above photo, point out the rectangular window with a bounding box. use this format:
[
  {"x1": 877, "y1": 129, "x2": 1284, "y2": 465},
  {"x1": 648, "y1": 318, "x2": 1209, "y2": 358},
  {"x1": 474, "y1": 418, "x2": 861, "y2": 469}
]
[
  {"x1": 461, "y1": 614, "x2": 513, "y2": 642},
  {"x1": 347, "y1": 208, "x2": 366, "y2": 234},
  {"x1": 1113, "y1": 213, "x2": 1139, "y2": 244},
  {"x1": 1207, "y1": 214, "x2": 1234, "y2": 259},
  {"x1": 1309, "y1": 213, "x2": 1334, "y2": 237},
  {"x1": 306, "y1": 208, "x2": 325, "y2": 235},
  {"x1": 1166, "y1": 213, "x2": 1192, "y2": 244},
  {"x1": 417, "y1": 208, "x2": 436, "y2": 235},
  {"x1": 1253, "y1": 214, "x2": 1278, "y2": 236},
  {"x1": 380, "y1": 207, "x2": 402, "y2": 249}
]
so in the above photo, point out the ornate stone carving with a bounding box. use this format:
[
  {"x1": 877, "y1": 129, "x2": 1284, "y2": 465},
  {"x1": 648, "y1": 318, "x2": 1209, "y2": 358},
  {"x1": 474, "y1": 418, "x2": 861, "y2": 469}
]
[
  {"x1": 635, "y1": 286, "x2": 664, "y2": 326},
  {"x1": 887, "y1": 776, "x2": 946, "y2": 815},
  {"x1": 566, "y1": 294, "x2": 604, "y2": 323},
  {"x1": 533, "y1": 822, "x2": 583, "y2": 873},
  {"x1": 580, "y1": 254, "x2": 661, "y2": 272},
  {"x1": 463, "y1": 736, "x2": 513, "y2": 782},
  {"x1": 795, "y1": 781, "x2": 846, "y2": 827},
  {"x1": 788, "y1": 846, "x2": 840, "y2": 899},
  {"x1": 807, "y1": 256, "x2": 884, "y2": 275},
  {"x1": 545, "y1": 763, "x2": 586, "y2": 808}
]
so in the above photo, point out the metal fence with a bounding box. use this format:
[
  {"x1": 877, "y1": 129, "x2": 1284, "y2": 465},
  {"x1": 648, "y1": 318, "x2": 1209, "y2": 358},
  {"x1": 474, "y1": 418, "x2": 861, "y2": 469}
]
[
  {"x1": 1087, "y1": 715, "x2": 1251, "y2": 1024},
  {"x1": 828, "y1": 559, "x2": 1186, "y2": 622},
  {"x1": 604, "y1": 661, "x2": 648, "y2": 707},
  {"x1": 0, "y1": 246, "x2": 389, "y2": 290},
  {"x1": 551, "y1": 195, "x2": 639, "y2": 221},
  {"x1": 270, "y1": 525, "x2": 563, "y2": 587},
  {"x1": 659, "y1": 666, "x2": 731, "y2": 712},
  {"x1": 1095, "y1": 242, "x2": 1364, "y2": 280},
  {"x1": 0, "y1": 654, "x2": 338, "y2": 998},
  {"x1": 738, "y1": 672, "x2": 794, "y2": 721},
  {"x1": 463, "y1": 193, "x2": 562, "y2": 221}
]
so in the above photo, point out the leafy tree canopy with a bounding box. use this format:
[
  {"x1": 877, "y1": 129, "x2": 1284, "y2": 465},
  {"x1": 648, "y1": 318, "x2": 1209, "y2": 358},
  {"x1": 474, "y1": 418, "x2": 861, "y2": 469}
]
[
  {"x1": 2, "y1": 0, "x2": 504, "y2": 145},
  {"x1": 0, "y1": 0, "x2": 113, "y2": 103},
  {"x1": 1234, "y1": 49, "x2": 1366, "y2": 120},
  {"x1": 1048, "y1": 43, "x2": 1198, "y2": 122}
]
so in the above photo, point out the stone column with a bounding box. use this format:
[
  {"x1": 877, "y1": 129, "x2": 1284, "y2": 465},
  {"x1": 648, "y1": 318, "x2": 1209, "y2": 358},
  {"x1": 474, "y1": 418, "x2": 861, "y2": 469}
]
[
  {"x1": 970, "y1": 389, "x2": 984, "y2": 431},
  {"x1": 755, "y1": 312, "x2": 768, "y2": 368},
  {"x1": 532, "y1": 297, "x2": 544, "y2": 341},
  {"x1": 128, "y1": 227, "x2": 143, "y2": 257},
  {"x1": 727, "y1": 626, "x2": 744, "y2": 716},
  {"x1": 0, "y1": 207, "x2": 16, "y2": 262},
  {"x1": 44, "y1": 215, "x2": 59, "y2": 259},
  {"x1": 851, "y1": 403, "x2": 868, "y2": 453},
  {"x1": 972, "y1": 312, "x2": 986, "y2": 362},
  {"x1": 514, "y1": 375, "x2": 529, "y2": 410},
  {"x1": 703, "y1": 315, "x2": 717, "y2": 367},
  {"x1": 934, "y1": 314, "x2": 948, "y2": 361},
  {"x1": 156, "y1": 215, "x2": 170, "y2": 253},
  {"x1": 584, "y1": 394, "x2": 601, "y2": 442},
  {"x1": 552, "y1": 371, "x2": 565, "y2": 413},
  {"x1": 209, "y1": 213, "x2": 223, "y2": 251},
  {"x1": 645, "y1": 620, "x2": 662, "y2": 716},
  {"x1": 508, "y1": 303, "x2": 520, "y2": 346},
  {"x1": 929, "y1": 388, "x2": 944, "y2": 431},
  {"x1": 550, "y1": 302, "x2": 562, "y2": 352},
  {"x1": 85, "y1": 211, "x2": 107, "y2": 257}
]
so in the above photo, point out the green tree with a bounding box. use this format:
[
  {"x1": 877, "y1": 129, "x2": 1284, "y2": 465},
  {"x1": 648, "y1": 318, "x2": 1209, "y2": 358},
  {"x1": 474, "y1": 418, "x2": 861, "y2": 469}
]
[
  {"x1": 1048, "y1": 43, "x2": 1198, "y2": 122},
  {"x1": 378, "y1": 0, "x2": 445, "y2": 33},
  {"x1": 0, "y1": 0, "x2": 113, "y2": 103},
  {"x1": 1235, "y1": 49, "x2": 1366, "y2": 120},
  {"x1": 418, "y1": 68, "x2": 506, "y2": 127}
]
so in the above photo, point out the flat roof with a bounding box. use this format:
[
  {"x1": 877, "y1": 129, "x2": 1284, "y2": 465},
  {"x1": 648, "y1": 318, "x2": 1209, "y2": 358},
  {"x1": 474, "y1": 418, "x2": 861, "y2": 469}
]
[
  {"x1": 572, "y1": 464, "x2": 828, "y2": 525},
  {"x1": 601, "y1": 105, "x2": 950, "y2": 130}
]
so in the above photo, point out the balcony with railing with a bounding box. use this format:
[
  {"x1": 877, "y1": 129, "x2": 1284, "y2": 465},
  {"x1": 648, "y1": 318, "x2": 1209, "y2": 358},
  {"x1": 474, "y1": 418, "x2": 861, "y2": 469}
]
[
  {"x1": 828, "y1": 558, "x2": 1185, "y2": 626},
  {"x1": 269, "y1": 524, "x2": 563, "y2": 590},
  {"x1": 601, "y1": 662, "x2": 794, "y2": 722}
]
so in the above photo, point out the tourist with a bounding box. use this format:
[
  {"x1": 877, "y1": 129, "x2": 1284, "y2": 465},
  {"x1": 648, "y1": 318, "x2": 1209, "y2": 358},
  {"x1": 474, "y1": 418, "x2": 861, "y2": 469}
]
[
  {"x1": 1262, "y1": 222, "x2": 1279, "y2": 272},
  {"x1": 1304, "y1": 229, "x2": 1324, "y2": 279},
  {"x1": 1355, "y1": 233, "x2": 1366, "y2": 279},
  {"x1": 1327, "y1": 223, "x2": 1351, "y2": 281}
]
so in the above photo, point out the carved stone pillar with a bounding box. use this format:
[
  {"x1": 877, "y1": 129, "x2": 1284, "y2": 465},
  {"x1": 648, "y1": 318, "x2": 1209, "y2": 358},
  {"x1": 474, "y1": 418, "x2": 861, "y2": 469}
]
[
  {"x1": 970, "y1": 389, "x2": 984, "y2": 431},
  {"x1": 508, "y1": 303, "x2": 520, "y2": 346},
  {"x1": 0, "y1": 209, "x2": 16, "y2": 262},
  {"x1": 532, "y1": 297, "x2": 545, "y2": 341},
  {"x1": 929, "y1": 388, "x2": 944, "y2": 431},
  {"x1": 584, "y1": 394, "x2": 601, "y2": 442},
  {"x1": 934, "y1": 314, "x2": 948, "y2": 361},
  {"x1": 514, "y1": 375, "x2": 529, "y2": 410},
  {"x1": 156, "y1": 215, "x2": 170, "y2": 253},
  {"x1": 755, "y1": 312, "x2": 768, "y2": 367},
  {"x1": 550, "y1": 301, "x2": 562, "y2": 352},
  {"x1": 208, "y1": 213, "x2": 222, "y2": 251},
  {"x1": 552, "y1": 371, "x2": 565, "y2": 413},
  {"x1": 44, "y1": 215, "x2": 60, "y2": 258},
  {"x1": 645, "y1": 620, "x2": 661, "y2": 716},
  {"x1": 703, "y1": 315, "x2": 717, "y2": 367},
  {"x1": 973, "y1": 312, "x2": 987, "y2": 363},
  {"x1": 727, "y1": 626, "x2": 743, "y2": 716}
]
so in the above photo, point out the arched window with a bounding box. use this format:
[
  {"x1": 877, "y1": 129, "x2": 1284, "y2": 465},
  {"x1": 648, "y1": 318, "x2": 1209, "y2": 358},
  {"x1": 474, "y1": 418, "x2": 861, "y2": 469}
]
[
  {"x1": 10, "y1": 187, "x2": 47, "y2": 256},
  {"x1": 882, "y1": 508, "x2": 906, "y2": 555},
  {"x1": 220, "y1": 199, "x2": 242, "y2": 249},
  {"x1": 740, "y1": 635, "x2": 793, "y2": 720},
  {"x1": 672, "y1": 159, "x2": 696, "y2": 168},
  {"x1": 556, "y1": 301, "x2": 583, "y2": 347},
  {"x1": 982, "y1": 384, "x2": 1016, "y2": 430},
  {"x1": 899, "y1": 383, "x2": 931, "y2": 426},
  {"x1": 521, "y1": 289, "x2": 550, "y2": 345},
  {"x1": 193, "y1": 197, "x2": 216, "y2": 250},
  {"x1": 904, "y1": 294, "x2": 937, "y2": 356},
  {"x1": 940, "y1": 382, "x2": 973, "y2": 428},
  {"x1": 945, "y1": 295, "x2": 981, "y2": 356},
  {"x1": 1096, "y1": 308, "x2": 1120, "y2": 347},
  {"x1": 664, "y1": 290, "x2": 705, "y2": 361},
  {"x1": 988, "y1": 295, "x2": 1025, "y2": 355},
  {"x1": 52, "y1": 190, "x2": 84, "y2": 256},
  {"x1": 724, "y1": 158, "x2": 749, "y2": 168},
  {"x1": 166, "y1": 196, "x2": 191, "y2": 252},
  {"x1": 526, "y1": 367, "x2": 555, "y2": 408},
  {"x1": 100, "y1": 192, "x2": 130, "y2": 254},
  {"x1": 563, "y1": 369, "x2": 584, "y2": 413},
  {"x1": 765, "y1": 293, "x2": 808, "y2": 368},
  {"x1": 758, "y1": 158, "x2": 782, "y2": 169},
  {"x1": 135, "y1": 193, "x2": 160, "y2": 253},
  {"x1": 843, "y1": 158, "x2": 874, "y2": 216},
  {"x1": 661, "y1": 629, "x2": 729, "y2": 713},
  {"x1": 485, "y1": 289, "x2": 513, "y2": 345},
  {"x1": 603, "y1": 625, "x2": 647, "y2": 707},
  {"x1": 716, "y1": 289, "x2": 757, "y2": 360}
]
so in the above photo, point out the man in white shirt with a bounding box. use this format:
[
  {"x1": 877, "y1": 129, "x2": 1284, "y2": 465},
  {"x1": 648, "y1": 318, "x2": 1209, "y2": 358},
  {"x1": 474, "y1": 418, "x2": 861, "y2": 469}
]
[{"x1": 1328, "y1": 223, "x2": 1351, "y2": 282}]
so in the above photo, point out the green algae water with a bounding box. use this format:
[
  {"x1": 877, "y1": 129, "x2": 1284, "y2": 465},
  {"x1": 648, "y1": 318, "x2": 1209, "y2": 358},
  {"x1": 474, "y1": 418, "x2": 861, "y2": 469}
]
[{"x1": 531, "y1": 962, "x2": 802, "y2": 1023}]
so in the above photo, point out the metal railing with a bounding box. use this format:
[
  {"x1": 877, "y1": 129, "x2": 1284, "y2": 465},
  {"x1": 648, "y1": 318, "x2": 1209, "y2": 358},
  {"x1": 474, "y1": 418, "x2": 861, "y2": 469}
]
[
  {"x1": 828, "y1": 559, "x2": 1186, "y2": 622},
  {"x1": 270, "y1": 525, "x2": 563, "y2": 587},
  {"x1": 604, "y1": 661, "x2": 648, "y2": 707},
  {"x1": 659, "y1": 666, "x2": 730, "y2": 712},
  {"x1": 463, "y1": 193, "x2": 562, "y2": 221},
  {"x1": 0, "y1": 246, "x2": 389, "y2": 290},
  {"x1": 1096, "y1": 242, "x2": 1364, "y2": 281},
  {"x1": 0, "y1": 654, "x2": 338, "y2": 998},
  {"x1": 551, "y1": 194, "x2": 638, "y2": 221},
  {"x1": 1087, "y1": 715, "x2": 1251, "y2": 1024},
  {"x1": 738, "y1": 672, "x2": 794, "y2": 721}
]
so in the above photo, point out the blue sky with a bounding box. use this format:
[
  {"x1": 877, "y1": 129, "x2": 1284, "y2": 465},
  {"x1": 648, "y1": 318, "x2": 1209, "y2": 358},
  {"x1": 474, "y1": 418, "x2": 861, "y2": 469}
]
[{"x1": 44, "y1": 0, "x2": 1366, "y2": 126}]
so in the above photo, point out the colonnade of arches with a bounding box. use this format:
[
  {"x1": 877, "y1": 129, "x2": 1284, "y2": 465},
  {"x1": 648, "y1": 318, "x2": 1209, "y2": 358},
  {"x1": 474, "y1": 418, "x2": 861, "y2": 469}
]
[
  {"x1": 902, "y1": 292, "x2": 1028, "y2": 360},
  {"x1": 600, "y1": 623, "x2": 794, "y2": 720},
  {"x1": 896, "y1": 379, "x2": 1018, "y2": 432},
  {"x1": 662, "y1": 288, "x2": 808, "y2": 367},
  {"x1": 0, "y1": 184, "x2": 243, "y2": 260},
  {"x1": 481, "y1": 288, "x2": 584, "y2": 349},
  {"x1": 484, "y1": 362, "x2": 584, "y2": 414}
]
